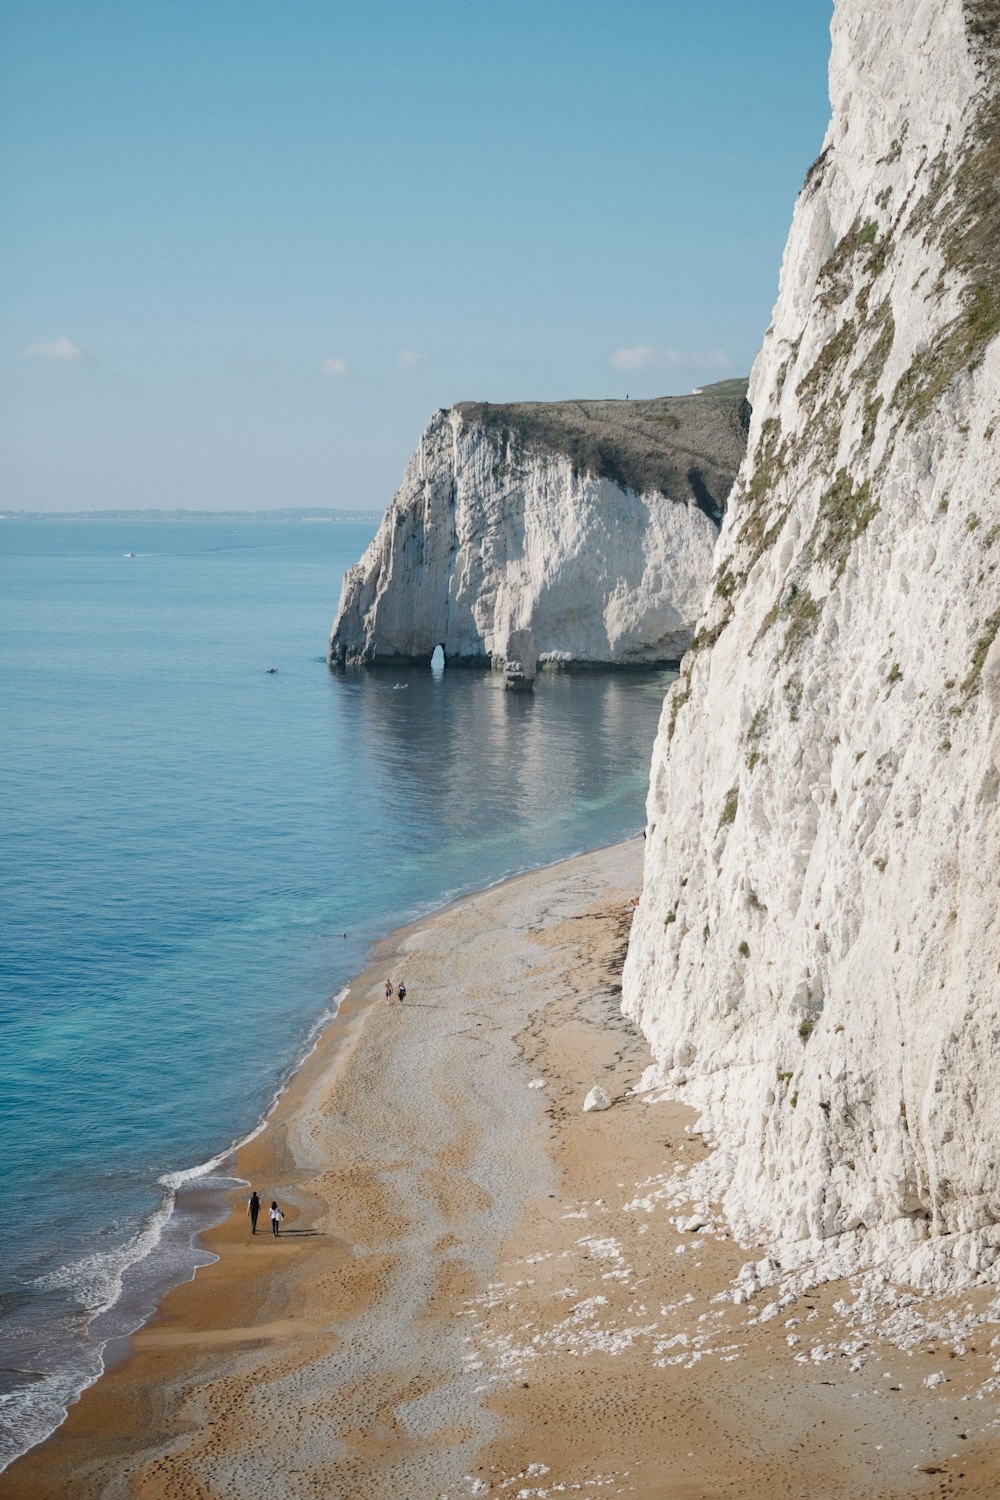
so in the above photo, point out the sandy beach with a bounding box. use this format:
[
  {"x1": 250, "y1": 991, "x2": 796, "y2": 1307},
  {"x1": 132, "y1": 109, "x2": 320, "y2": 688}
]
[{"x1": 5, "y1": 840, "x2": 1000, "y2": 1498}]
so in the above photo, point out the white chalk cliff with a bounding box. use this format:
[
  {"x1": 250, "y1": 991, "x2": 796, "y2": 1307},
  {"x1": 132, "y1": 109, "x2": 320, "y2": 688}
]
[
  {"x1": 329, "y1": 387, "x2": 748, "y2": 672},
  {"x1": 624, "y1": 0, "x2": 1000, "y2": 1290}
]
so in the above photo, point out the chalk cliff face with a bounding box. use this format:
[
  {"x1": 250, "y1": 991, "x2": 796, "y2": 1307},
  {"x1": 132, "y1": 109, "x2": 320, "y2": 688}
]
[
  {"x1": 624, "y1": 0, "x2": 1000, "y2": 1289},
  {"x1": 328, "y1": 386, "x2": 749, "y2": 671}
]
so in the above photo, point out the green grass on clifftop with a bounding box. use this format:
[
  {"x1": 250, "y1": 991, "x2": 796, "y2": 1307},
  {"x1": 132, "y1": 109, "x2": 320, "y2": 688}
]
[{"x1": 457, "y1": 379, "x2": 750, "y2": 524}]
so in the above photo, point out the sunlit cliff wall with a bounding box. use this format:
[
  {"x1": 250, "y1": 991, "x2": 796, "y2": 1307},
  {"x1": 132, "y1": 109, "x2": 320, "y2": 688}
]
[{"x1": 624, "y1": 0, "x2": 1000, "y2": 1290}]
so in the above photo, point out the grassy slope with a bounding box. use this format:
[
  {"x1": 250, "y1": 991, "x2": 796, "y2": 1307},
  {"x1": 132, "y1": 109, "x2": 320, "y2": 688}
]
[{"x1": 456, "y1": 378, "x2": 750, "y2": 524}]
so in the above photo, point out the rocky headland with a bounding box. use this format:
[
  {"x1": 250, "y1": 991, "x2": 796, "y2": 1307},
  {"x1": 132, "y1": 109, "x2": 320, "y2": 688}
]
[{"x1": 328, "y1": 381, "x2": 749, "y2": 676}]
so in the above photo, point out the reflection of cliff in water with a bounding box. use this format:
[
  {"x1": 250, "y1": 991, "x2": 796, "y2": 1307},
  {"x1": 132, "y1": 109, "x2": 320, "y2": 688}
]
[{"x1": 329, "y1": 666, "x2": 677, "y2": 855}]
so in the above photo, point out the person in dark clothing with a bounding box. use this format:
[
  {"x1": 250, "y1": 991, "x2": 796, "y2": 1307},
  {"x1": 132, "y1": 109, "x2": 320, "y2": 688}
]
[
  {"x1": 397, "y1": 981, "x2": 407, "y2": 1003},
  {"x1": 247, "y1": 1190, "x2": 261, "y2": 1234}
]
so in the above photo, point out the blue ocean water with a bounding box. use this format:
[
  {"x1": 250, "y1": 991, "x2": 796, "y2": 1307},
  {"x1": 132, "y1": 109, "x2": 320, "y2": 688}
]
[{"x1": 0, "y1": 516, "x2": 674, "y2": 1469}]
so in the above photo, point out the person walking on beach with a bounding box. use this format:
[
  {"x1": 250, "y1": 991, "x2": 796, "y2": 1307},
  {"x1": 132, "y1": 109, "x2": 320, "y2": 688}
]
[
  {"x1": 247, "y1": 1189, "x2": 261, "y2": 1234},
  {"x1": 384, "y1": 978, "x2": 393, "y2": 1000},
  {"x1": 397, "y1": 980, "x2": 406, "y2": 1003},
  {"x1": 270, "y1": 1200, "x2": 283, "y2": 1237}
]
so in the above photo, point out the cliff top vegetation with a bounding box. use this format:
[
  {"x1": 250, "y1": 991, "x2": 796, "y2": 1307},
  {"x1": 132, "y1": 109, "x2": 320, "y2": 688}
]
[{"x1": 457, "y1": 379, "x2": 750, "y2": 524}]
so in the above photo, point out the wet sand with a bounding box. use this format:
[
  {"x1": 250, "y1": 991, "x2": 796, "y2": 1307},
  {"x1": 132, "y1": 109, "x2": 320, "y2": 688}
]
[{"x1": 5, "y1": 840, "x2": 1000, "y2": 1498}]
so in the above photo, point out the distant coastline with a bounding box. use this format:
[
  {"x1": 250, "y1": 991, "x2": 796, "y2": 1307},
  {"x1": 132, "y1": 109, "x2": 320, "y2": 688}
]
[{"x1": 0, "y1": 507, "x2": 382, "y2": 524}]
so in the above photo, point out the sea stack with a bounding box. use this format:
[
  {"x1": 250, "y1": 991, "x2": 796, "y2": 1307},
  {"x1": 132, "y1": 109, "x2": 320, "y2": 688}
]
[
  {"x1": 624, "y1": 0, "x2": 1000, "y2": 1291},
  {"x1": 328, "y1": 383, "x2": 749, "y2": 673}
]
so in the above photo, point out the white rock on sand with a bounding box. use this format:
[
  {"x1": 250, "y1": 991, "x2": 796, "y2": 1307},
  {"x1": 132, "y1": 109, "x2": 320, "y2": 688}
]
[{"x1": 583, "y1": 1085, "x2": 612, "y2": 1113}]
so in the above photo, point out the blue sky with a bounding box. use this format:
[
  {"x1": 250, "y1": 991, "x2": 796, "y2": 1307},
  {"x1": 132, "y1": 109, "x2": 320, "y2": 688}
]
[{"x1": 1, "y1": 1, "x2": 833, "y2": 512}]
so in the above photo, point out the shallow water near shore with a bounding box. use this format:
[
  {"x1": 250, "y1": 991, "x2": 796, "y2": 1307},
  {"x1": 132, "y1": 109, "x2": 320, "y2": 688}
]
[{"x1": 0, "y1": 515, "x2": 674, "y2": 1469}]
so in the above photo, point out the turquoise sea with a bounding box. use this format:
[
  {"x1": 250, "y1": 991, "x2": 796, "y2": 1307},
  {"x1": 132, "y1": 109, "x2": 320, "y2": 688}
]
[{"x1": 0, "y1": 515, "x2": 674, "y2": 1470}]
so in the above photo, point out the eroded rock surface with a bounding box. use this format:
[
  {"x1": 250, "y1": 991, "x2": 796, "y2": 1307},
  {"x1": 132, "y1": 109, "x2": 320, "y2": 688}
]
[
  {"x1": 328, "y1": 383, "x2": 749, "y2": 670},
  {"x1": 624, "y1": 0, "x2": 1000, "y2": 1290}
]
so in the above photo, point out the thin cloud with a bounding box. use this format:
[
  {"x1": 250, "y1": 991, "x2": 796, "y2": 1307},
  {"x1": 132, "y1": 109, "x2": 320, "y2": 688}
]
[
  {"x1": 320, "y1": 356, "x2": 350, "y2": 378},
  {"x1": 611, "y1": 344, "x2": 662, "y2": 372},
  {"x1": 396, "y1": 349, "x2": 429, "y2": 369},
  {"x1": 611, "y1": 345, "x2": 731, "y2": 374},
  {"x1": 22, "y1": 336, "x2": 85, "y2": 362}
]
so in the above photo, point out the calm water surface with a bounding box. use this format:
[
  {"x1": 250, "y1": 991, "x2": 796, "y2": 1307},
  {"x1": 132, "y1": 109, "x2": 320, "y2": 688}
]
[{"x1": 0, "y1": 516, "x2": 674, "y2": 1468}]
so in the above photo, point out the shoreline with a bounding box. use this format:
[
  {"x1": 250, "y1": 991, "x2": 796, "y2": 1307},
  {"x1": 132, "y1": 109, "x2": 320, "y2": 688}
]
[
  {"x1": 5, "y1": 838, "x2": 1000, "y2": 1497},
  {"x1": 3, "y1": 839, "x2": 644, "y2": 1494},
  {"x1": 0, "y1": 838, "x2": 633, "y2": 1478}
]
